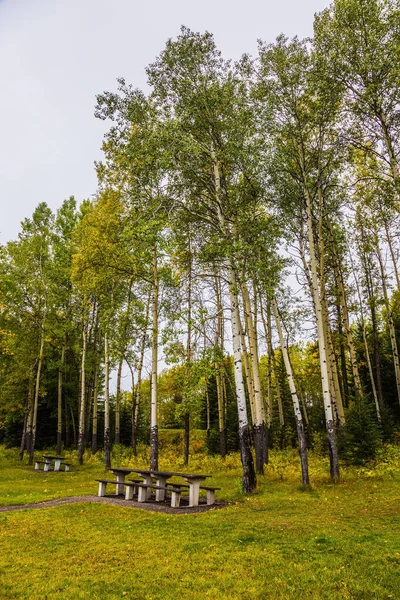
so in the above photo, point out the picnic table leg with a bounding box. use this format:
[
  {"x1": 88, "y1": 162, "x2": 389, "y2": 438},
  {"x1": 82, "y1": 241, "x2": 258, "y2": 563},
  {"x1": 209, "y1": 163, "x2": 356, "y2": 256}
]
[
  {"x1": 54, "y1": 459, "x2": 61, "y2": 471},
  {"x1": 44, "y1": 460, "x2": 50, "y2": 472},
  {"x1": 125, "y1": 485, "x2": 134, "y2": 501},
  {"x1": 142, "y1": 475, "x2": 152, "y2": 499},
  {"x1": 155, "y1": 476, "x2": 168, "y2": 501},
  {"x1": 98, "y1": 481, "x2": 107, "y2": 497},
  {"x1": 189, "y1": 481, "x2": 201, "y2": 507},
  {"x1": 116, "y1": 474, "x2": 125, "y2": 495}
]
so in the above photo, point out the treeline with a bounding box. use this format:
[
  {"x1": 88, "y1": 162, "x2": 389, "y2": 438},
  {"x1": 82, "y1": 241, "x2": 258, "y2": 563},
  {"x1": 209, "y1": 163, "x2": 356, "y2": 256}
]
[{"x1": 1, "y1": 0, "x2": 400, "y2": 490}]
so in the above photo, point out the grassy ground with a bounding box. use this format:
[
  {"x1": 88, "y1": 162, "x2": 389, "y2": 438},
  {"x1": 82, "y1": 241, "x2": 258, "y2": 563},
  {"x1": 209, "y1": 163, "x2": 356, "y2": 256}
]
[{"x1": 0, "y1": 444, "x2": 399, "y2": 599}]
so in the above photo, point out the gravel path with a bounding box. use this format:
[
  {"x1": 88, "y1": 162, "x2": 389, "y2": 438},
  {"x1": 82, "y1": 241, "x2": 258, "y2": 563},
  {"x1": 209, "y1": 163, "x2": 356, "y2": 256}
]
[{"x1": 0, "y1": 495, "x2": 228, "y2": 514}]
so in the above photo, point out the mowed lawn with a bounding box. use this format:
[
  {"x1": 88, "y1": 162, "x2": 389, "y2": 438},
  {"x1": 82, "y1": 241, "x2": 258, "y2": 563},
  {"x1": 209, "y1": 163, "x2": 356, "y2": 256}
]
[{"x1": 0, "y1": 446, "x2": 399, "y2": 599}]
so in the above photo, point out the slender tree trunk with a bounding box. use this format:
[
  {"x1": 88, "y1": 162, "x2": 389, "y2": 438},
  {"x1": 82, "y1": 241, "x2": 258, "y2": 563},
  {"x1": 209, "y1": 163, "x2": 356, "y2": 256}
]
[
  {"x1": 129, "y1": 365, "x2": 136, "y2": 455},
  {"x1": 337, "y1": 302, "x2": 350, "y2": 407},
  {"x1": 261, "y1": 300, "x2": 285, "y2": 442},
  {"x1": 242, "y1": 280, "x2": 266, "y2": 473},
  {"x1": 239, "y1": 316, "x2": 256, "y2": 425},
  {"x1": 303, "y1": 184, "x2": 339, "y2": 480},
  {"x1": 376, "y1": 243, "x2": 400, "y2": 407},
  {"x1": 272, "y1": 298, "x2": 310, "y2": 486},
  {"x1": 214, "y1": 270, "x2": 226, "y2": 457},
  {"x1": 104, "y1": 332, "x2": 111, "y2": 469},
  {"x1": 56, "y1": 341, "x2": 66, "y2": 455},
  {"x1": 115, "y1": 358, "x2": 123, "y2": 444},
  {"x1": 20, "y1": 367, "x2": 34, "y2": 461},
  {"x1": 212, "y1": 150, "x2": 256, "y2": 491},
  {"x1": 92, "y1": 364, "x2": 99, "y2": 454},
  {"x1": 78, "y1": 322, "x2": 88, "y2": 465},
  {"x1": 29, "y1": 313, "x2": 46, "y2": 465},
  {"x1": 183, "y1": 413, "x2": 190, "y2": 466},
  {"x1": 335, "y1": 265, "x2": 363, "y2": 403},
  {"x1": 383, "y1": 220, "x2": 400, "y2": 290},
  {"x1": 150, "y1": 247, "x2": 159, "y2": 471},
  {"x1": 228, "y1": 264, "x2": 257, "y2": 492}
]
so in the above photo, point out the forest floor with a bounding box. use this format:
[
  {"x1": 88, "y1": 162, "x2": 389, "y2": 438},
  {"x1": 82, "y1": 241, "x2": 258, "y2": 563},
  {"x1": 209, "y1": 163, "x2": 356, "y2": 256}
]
[{"x1": 0, "y1": 444, "x2": 399, "y2": 599}]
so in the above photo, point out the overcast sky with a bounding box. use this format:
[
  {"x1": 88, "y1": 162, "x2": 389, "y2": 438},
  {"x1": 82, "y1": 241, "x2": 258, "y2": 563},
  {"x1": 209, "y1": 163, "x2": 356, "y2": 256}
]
[{"x1": 0, "y1": 0, "x2": 328, "y2": 244}]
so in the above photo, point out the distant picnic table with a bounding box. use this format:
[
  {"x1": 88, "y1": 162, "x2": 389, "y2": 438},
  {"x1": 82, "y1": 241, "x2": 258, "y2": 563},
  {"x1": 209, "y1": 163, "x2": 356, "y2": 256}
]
[{"x1": 35, "y1": 456, "x2": 71, "y2": 472}]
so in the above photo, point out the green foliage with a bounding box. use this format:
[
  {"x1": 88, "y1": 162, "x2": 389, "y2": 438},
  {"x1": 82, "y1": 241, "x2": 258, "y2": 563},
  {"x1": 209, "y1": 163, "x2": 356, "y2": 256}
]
[{"x1": 341, "y1": 400, "x2": 383, "y2": 464}]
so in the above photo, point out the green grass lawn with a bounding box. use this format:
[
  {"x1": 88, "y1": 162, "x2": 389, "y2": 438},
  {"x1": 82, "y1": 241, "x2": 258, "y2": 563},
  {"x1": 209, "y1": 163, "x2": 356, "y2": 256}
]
[{"x1": 0, "y1": 444, "x2": 399, "y2": 599}]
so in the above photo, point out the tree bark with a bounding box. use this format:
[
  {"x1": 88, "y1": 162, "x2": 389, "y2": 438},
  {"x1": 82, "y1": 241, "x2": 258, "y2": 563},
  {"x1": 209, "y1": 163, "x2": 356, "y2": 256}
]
[
  {"x1": 29, "y1": 312, "x2": 46, "y2": 465},
  {"x1": 376, "y1": 243, "x2": 400, "y2": 407},
  {"x1": 242, "y1": 280, "x2": 266, "y2": 473},
  {"x1": 303, "y1": 183, "x2": 339, "y2": 480},
  {"x1": 115, "y1": 358, "x2": 123, "y2": 445},
  {"x1": 272, "y1": 298, "x2": 310, "y2": 486},
  {"x1": 104, "y1": 332, "x2": 111, "y2": 469},
  {"x1": 150, "y1": 247, "x2": 159, "y2": 471},
  {"x1": 57, "y1": 341, "x2": 66, "y2": 455},
  {"x1": 78, "y1": 321, "x2": 88, "y2": 465}
]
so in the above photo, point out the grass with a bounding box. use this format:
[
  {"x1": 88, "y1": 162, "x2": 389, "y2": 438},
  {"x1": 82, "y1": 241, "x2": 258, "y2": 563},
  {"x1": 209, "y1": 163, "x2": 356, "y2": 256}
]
[{"x1": 0, "y1": 443, "x2": 399, "y2": 599}]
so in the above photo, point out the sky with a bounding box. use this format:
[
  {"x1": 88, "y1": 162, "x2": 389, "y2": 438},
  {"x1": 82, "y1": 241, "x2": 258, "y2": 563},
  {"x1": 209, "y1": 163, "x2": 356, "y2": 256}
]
[{"x1": 0, "y1": 0, "x2": 329, "y2": 244}]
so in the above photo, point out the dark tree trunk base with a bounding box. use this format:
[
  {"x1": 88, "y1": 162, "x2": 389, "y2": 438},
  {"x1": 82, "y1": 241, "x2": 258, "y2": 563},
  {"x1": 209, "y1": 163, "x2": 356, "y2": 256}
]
[
  {"x1": 327, "y1": 420, "x2": 340, "y2": 481},
  {"x1": 115, "y1": 433, "x2": 120, "y2": 445},
  {"x1": 253, "y1": 424, "x2": 265, "y2": 474},
  {"x1": 239, "y1": 426, "x2": 256, "y2": 493},
  {"x1": 184, "y1": 413, "x2": 189, "y2": 466},
  {"x1": 92, "y1": 433, "x2": 98, "y2": 455},
  {"x1": 78, "y1": 433, "x2": 85, "y2": 465},
  {"x1": 220, "y1": 429, "x2": 227, "y2": 458},
  {"x1": 150, "y1": 425, "x2": 158, "y2": 471},
  {"x1": 104, "y1": 428, "x2": 111, "y2": 470},
  {"x1": 295, "y1": 418, "x2": 310, "y2": 487},
  {"x1": 280, "y1": 424, "x2": 286, "y2": 450},
  {"x1": 56, "y1": 432, "x2": 62, "y2": 456}
]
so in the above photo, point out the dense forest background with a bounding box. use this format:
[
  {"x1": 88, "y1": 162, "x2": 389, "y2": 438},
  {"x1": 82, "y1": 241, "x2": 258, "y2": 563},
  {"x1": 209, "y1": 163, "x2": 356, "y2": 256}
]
[{"x1": 1, "y1": 0, "x2": 400, "y2": 490}]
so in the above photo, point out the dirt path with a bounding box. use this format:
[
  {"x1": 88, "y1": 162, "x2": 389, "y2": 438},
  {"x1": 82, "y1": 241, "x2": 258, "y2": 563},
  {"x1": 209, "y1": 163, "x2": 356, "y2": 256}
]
[{"x1": 0, "y1": 495, "x2": 228, "y2": 514}]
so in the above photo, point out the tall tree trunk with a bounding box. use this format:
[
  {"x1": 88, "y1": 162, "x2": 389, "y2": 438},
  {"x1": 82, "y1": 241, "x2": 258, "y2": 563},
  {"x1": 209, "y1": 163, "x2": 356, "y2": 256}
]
[
  {"x1": 376, "y1": 243, "x2": 400, "y2": 407},
  {"x1": 272, "y1": 298, "x2": 310, "y2": 486},
  {"x1": 383, "y1": 220, "x2": 400, "y2": 290},
  {"x1": 303, "y1": 183, "x2": 339, "y2": 480},
  {"x1": 115, "y1": 358, "x2": 123, "y2": 445},
  {"x1": 242, "y1": 280, "x2": 266, "y2": 473},
  {"x1": 78, "y1": 322, "x2": 88, "y2": 465},
  {"x1": 29, "y1": 313, "x2": 46, "y2": 465},
  {"x1": 334, "y1": 264, "x2": 363, "y2": 403},
  {"x1": 104, "y1": 332, "x2": 111, "y2": 469},
  {"x1": 20, "y1": 367, "x2": 34, "y2": 461},
  {"x1": 128, "y1": 365, "x2": 136, "y2": 455},
  {"x1": 261, "y1": 300, "x2": 285, "y2": 445},
  {"x1": 57, "y1": 341, "x2": 66, "y2": 455},
  {"x1": 92, "y1": 364, "x2": 99, "y2": 454},
  {"x1": 183, "y1": 413, "x2": 190, "y2": 466},
  {"x1": 212, "y1": 148, "x2": 255, "y2": 491},
  {"x1": 228, "y1": 264, "x2": 256, "y2": 492},
  {"x1": 150, "y1": 247, "x2": 159, "y2": 471},
  {"x1": 214, "y1": 270, "x2": 226, "y2": 457}
]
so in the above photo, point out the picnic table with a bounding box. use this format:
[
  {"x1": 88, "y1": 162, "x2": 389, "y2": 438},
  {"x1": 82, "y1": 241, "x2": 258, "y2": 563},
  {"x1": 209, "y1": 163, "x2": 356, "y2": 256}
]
[
  {"x1": 131, "y1": 470, "x2": 211, "y2": 507},
  {"x1": 42, "y1": 455, "x2": 66, "y2": 472}
]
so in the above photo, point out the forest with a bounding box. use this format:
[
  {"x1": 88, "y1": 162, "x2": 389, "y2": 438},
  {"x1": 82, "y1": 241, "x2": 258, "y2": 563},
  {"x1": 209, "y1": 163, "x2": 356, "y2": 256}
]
[{"x1": 1, "y1": 0, "x2": 400, "y2": 494}]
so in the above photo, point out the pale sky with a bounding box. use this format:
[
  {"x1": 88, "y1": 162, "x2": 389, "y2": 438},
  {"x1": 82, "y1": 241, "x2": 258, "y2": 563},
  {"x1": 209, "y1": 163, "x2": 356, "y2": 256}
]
[{"x1": 0, "y1": 0, "x2": 329, "y2": 244}]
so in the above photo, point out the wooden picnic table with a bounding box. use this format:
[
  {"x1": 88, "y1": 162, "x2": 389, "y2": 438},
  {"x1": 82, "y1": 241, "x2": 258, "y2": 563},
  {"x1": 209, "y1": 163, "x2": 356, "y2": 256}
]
[
  {"x1": 131, "y1": 470, "x2": 211, "y2": 506},
  {"x1": 42, "y1": 455, "x2": 66, "y2": 472}
]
